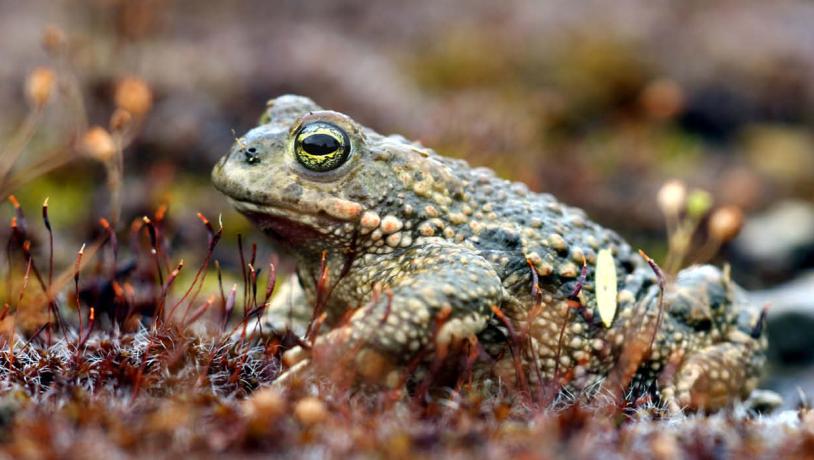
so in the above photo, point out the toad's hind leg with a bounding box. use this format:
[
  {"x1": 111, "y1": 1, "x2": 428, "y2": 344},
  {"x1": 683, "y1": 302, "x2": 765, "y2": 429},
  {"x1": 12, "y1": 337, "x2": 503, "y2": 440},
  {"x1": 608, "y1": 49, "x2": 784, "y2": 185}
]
[
  {"x1": 663, "y1": 339, "x2": 764, "y2": 412},
  {"x1": 659, "y1": 265, "x2": 767, "y2": 412}
]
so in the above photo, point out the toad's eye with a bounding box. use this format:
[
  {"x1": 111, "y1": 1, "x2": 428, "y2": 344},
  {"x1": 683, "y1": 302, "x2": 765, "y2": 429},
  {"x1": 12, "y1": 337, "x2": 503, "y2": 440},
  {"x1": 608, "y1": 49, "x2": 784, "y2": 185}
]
[{"x1": 294, "y1": 122, "x2": 350, "y2": 172}]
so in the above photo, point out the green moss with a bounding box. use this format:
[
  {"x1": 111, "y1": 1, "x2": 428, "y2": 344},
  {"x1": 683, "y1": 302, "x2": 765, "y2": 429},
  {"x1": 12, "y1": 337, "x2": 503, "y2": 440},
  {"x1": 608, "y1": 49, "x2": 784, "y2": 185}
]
[{"x1": 12, "y1": 173, "x2": 95, "y2": 228}]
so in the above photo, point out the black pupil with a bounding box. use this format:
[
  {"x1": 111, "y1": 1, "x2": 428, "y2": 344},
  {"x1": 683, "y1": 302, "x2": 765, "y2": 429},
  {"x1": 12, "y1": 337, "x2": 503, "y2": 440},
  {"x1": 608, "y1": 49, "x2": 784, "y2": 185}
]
[{"x1": 302, "y1": 133, "x2": 340, "y2": 156}]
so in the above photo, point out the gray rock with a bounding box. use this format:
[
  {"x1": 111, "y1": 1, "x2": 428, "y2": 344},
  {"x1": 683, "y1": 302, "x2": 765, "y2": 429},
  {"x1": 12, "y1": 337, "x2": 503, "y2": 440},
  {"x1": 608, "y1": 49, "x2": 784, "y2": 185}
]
[
  {"x1": 744, "y1": 389, "x2": 784, "y2": 414},
  {"x1": 752, "y1": 271, "x2": 814, "y2": 367},
  {"x1": 735, "y1": 200, "x2": 814, "y2": 281}
]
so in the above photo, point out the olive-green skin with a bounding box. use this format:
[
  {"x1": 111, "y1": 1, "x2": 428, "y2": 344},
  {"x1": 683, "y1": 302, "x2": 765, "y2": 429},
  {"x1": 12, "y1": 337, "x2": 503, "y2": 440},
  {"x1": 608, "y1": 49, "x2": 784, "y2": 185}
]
[{"x1": 212, "y1": 95, "x2": 766, "y2": 411}]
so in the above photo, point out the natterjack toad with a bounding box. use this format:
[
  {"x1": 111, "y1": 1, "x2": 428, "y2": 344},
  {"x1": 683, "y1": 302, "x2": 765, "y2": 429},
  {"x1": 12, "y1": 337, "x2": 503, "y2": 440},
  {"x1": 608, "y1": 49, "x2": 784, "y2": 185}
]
[{"x1": 212, "y1": 95, "x2": 767, "y2": 411}]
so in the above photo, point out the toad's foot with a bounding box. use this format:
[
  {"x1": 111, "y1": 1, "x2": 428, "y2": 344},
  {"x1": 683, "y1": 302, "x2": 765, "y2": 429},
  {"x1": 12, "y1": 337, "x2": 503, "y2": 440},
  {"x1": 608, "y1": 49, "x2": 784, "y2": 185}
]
[{"x1": 661, "y1": 334, "x2": 764, "y2": 413}]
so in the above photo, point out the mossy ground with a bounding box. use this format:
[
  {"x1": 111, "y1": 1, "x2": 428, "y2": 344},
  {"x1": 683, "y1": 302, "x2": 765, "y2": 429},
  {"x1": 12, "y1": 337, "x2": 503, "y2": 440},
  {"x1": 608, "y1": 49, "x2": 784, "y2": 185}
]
[{"x1": 0, "y1": 210, "x2": 807, "y2": 459}]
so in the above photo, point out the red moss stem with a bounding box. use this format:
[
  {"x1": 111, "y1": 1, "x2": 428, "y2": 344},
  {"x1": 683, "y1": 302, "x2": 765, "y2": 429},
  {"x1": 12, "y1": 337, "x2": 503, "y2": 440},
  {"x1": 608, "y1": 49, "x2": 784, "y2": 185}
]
[
  {"x1": 237, "y1": 234, "x2": 249, "y2": 314},
  {"x1": 142, "y1": 217, "x2": 164, "y2": 286},
  {"x1": 639, "y1": 250, "x2": 666, "y2": 359},
  {"x1": 42, "y1": 198, "x2": 53, "y2": 287},
  {"x1": 155, "y1": 260, "x2": 184, "y2": 324},
  {"x1": 78, "y1": 307, "x2": 95, "y2": 348},
  {"x1": 262, "y1": 261, "x2": 277, "y2": 307},
  {"x1": 305, "y1": 250, "x2": 331, "y2": 344},
  {"x1": 99, "y1": 218, "x2": 118, "y2": 279},
  {"x1": 73, "y1": 243, "x2": 85, "y2": 334},
  {"x1": 490, "y1": 305, "x2": 530, "y2": 400},
  {"x1": 168, "y1": 212, "x2": 222, "y2": 322}
]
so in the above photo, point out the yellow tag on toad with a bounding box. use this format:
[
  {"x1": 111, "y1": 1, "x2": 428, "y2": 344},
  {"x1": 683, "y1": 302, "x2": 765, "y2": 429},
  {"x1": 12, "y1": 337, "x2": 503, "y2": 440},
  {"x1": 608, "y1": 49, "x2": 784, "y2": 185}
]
[{"x1": 595, "y1": 248, "x2": 618, "y2": 328}]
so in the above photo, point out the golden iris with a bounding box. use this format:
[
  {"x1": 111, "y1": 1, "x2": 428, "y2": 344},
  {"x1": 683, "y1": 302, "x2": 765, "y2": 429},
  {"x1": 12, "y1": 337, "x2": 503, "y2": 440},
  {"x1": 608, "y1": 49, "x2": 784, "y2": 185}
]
[{"x1": 294, "y1": 122, "x2": 350, "y2": 172}]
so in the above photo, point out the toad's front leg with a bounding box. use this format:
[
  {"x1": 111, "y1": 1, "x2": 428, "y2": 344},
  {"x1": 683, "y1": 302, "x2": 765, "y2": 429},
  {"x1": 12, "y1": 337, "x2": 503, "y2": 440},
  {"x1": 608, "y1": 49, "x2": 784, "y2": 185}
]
[{"x1": 279, "y1": 242, "x2": 506, "y2": 385}]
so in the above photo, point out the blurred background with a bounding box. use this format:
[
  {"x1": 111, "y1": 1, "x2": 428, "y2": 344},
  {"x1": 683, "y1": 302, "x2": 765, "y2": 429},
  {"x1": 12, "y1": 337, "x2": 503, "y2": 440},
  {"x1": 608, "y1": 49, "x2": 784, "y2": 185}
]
[{"x1": 0, "y1": 0, "x2": 813, "y2": 404}]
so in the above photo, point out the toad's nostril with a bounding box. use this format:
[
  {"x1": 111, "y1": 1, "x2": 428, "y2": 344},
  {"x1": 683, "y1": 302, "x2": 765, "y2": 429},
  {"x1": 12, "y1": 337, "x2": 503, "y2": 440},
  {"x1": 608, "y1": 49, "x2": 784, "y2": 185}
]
[{"x1": 244, "y1": 148, "x2": 260, "y2": 165}]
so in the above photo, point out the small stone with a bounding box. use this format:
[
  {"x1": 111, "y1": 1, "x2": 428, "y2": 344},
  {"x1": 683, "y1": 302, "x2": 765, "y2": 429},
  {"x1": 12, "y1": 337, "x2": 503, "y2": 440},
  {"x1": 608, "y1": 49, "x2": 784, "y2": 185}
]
[{"x1": 744, "y1": 389, "x2": 783, "y2": 414}]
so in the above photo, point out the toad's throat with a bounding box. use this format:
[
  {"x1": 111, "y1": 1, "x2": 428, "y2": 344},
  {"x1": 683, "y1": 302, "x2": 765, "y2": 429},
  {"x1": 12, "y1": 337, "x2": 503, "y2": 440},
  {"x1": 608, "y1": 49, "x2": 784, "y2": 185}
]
[
  {"x1": 246, "y1": 211, "x2": 326, "y2": 243},
  {"x1": 230, "y1": 199, "x2": 334, "y2": 243}
]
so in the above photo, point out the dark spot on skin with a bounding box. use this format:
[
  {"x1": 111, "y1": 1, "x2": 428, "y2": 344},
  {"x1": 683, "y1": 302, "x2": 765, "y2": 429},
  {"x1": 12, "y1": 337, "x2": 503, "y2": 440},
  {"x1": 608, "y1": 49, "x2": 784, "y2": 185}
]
[
  {"x1": 693, "y1": 318, "x2": 713, "y2": 332},
  {"x1": 475, "y1": 228, "x2": 521, "y2": 252},
  {"x1": 621, "y1": 259, "x2": 635, "y2": 273},
  {"x1": 494, "y1": 228, "x2": 520, "y2": 248},
  {"x1": 477, "y1": 323, "x2": 508, "y2": 344}
]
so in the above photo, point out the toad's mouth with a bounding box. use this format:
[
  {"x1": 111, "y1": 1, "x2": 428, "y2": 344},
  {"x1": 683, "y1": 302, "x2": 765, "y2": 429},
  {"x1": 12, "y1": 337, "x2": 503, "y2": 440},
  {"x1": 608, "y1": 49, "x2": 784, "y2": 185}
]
[{"x1": 228, "y1": 198, "x2": 336, "y2": 242}]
